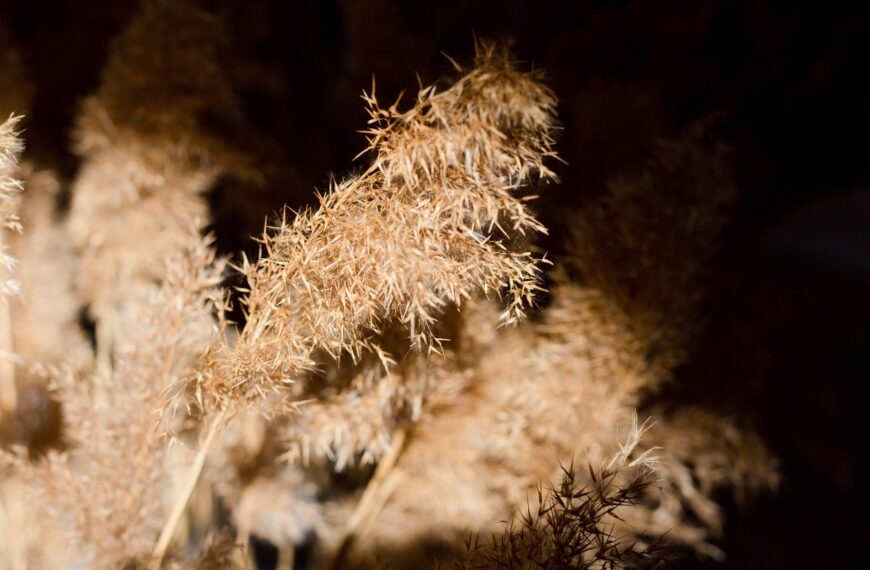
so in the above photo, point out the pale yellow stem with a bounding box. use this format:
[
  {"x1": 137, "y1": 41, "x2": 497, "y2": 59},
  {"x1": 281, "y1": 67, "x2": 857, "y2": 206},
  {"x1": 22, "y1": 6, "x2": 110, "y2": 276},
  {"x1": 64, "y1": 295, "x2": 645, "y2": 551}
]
[
  {"x1": 331, "y1": 429, "x2": 407, "y2": 569},
  {"x1": 0, "y1": 301, "x2": 15, "y2": 415},
  {"x1": 150, "y1": 409, "x2": 226, "y2": 570},
  {"x1": 0, "y1": 226, "x2": 18, "y2": 416},
  {"x1": 277, "y1": 546, "x2": 294, "y2": 570},
  {"x1": 0, "y1": 228, "x2": 16, "y2": 415},
  {"x1": 0, "y1": 484, "x2": 27, "y2": 570},
  {"x1": 95, "y1": 318, "x2": 114, "y2": 379}
]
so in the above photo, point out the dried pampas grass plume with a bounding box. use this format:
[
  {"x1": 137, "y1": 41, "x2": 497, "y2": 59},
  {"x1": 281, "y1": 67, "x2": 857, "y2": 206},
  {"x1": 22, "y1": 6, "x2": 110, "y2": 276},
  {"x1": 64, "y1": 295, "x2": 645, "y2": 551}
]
[
  {"x1": 67, "y1": 0, "x2": 256, "y2": 374},
  {"x1": 185, "y1": 43, "x2": 559, "y2": 418},
  {"x1": 155, "y1": 43, "x2": 559, "y2": 568},
  {"x1": 6, "y1": 231, "x2": 226, "y2": 569}
]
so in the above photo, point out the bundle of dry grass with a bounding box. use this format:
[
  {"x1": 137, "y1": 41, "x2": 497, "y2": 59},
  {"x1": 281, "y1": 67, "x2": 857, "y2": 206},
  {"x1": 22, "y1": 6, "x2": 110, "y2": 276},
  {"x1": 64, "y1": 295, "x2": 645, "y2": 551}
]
[
  {"x1": 445, "y1": 421, "x2": 667, "y2": 570},
  {"x1": 169, "y1": 43, "x2": 561, "y2": 566},
  {"x1": 67, "y1": 0, "x2": 258, "y2": 374}
]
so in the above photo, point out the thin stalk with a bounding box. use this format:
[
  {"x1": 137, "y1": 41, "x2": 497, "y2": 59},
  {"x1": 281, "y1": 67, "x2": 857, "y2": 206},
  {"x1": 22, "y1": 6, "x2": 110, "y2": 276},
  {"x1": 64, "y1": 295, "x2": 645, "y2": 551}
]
[
  {"x1": 95, "y1": 318, "x2": 114, "y2": 379},
  {"x1": 150, "y1": 408, "x2": 227, "y2": 570},
  {"x1": 0, "y1": 484, "x2": 27, "y2": 570},
  {"x1": 0, "y1": 296, "x2": 15, "y2": 415},
  {"x1": 331, "y1": 429, "x2": 407, "y2": 569},
  {"x1": 276, "y1": 546, "x2": 294, "y2": 570}
]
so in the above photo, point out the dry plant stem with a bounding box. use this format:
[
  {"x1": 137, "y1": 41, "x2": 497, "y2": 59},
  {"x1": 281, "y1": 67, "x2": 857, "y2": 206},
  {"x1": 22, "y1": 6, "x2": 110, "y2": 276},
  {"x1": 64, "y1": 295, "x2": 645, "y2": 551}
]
[
  {"x1": 0, "y1": 292, "x2": 15, "y2": 414},
  {"x1": 151, "y1": 408, "x2": 227, "y2": 570},
  {"x1": 0, "y1": 496, "x2": 11, "y2": 565},
  {"x1": 95, "y1": 320, "x2": 114, "y2": 378},
  {"x1": 331, "y1": 429, "x2": 407, "y2": 570},
  {"x1": 0, "y1": 116, "x2": 21, "y2": 417},
  {"x1": 276, "y1": 547, "x2": 294, "y2": 570},
  {"x1": 0, "y1": 490, "x2": 22, "y2": 570}
]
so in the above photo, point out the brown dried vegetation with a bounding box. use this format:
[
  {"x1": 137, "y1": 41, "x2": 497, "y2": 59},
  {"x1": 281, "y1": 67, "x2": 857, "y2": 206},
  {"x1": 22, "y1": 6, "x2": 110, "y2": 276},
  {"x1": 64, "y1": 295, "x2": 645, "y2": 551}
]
[{"x1": 0, "y1": 3, "x2": 778, "y2": 569}]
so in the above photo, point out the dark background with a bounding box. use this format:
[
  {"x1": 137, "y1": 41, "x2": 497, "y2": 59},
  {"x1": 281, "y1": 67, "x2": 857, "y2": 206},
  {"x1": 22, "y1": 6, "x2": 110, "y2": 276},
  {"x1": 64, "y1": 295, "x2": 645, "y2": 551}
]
[{"x1": 2, "y1": 1, "x2": 869, "y2": 567}]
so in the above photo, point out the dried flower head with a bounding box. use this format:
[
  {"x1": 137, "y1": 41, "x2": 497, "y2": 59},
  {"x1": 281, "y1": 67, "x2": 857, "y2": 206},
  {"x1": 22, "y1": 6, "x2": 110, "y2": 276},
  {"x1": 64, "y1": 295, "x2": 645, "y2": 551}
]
[
  {"x1": 188, "y1": 44, "x2": 559, "y2": 415},
  {"x1": 67, "y1": 0, "x2": 257, "y2": 365}
]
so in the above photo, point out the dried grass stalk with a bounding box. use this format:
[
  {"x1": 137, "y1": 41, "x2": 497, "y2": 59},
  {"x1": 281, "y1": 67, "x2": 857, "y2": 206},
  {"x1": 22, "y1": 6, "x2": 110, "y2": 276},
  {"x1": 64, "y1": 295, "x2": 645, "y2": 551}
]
[{"x1": 0, "y1": 115, "x2": 23, "y2": 416}]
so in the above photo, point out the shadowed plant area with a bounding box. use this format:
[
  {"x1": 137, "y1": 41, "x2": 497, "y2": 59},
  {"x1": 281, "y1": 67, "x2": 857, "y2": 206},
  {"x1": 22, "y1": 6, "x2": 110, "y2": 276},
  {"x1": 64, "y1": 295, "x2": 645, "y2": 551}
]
[{"x1": 0, "y1": 0, "x2": 867, "y2": 568}]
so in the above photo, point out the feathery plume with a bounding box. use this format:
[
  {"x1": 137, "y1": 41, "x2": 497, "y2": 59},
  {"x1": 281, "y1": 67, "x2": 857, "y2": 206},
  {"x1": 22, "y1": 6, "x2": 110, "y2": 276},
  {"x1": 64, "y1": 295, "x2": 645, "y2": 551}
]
[
  {"x1": 7, "y1": 231, "x2": 226, "y2": 568},
  {"x1": 67, "y1": 0, "x2": 255, "y2": 372},
  {"x1": 184, "y1": 43, "x2": 558, "y2": 417},
  {"x1": 166, "y1": 44, "x2": 559, "y2": 566}
]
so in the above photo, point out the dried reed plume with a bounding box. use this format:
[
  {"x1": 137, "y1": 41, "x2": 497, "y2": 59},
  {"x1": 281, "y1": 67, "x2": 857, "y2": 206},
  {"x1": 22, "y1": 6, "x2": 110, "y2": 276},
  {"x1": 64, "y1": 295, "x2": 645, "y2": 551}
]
[
  {"x1": 151, "y1": 43, "x2": 561, "y2": 568},
  {"x1": 183, "y1": 43, "x2": 558, "y2": 415},
  {"x1": 6, "y1": 231, "x2": 226, "y2": 568},
  {"x1": 67, "y1": 0, "x2": 255, "y2": 372}
]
